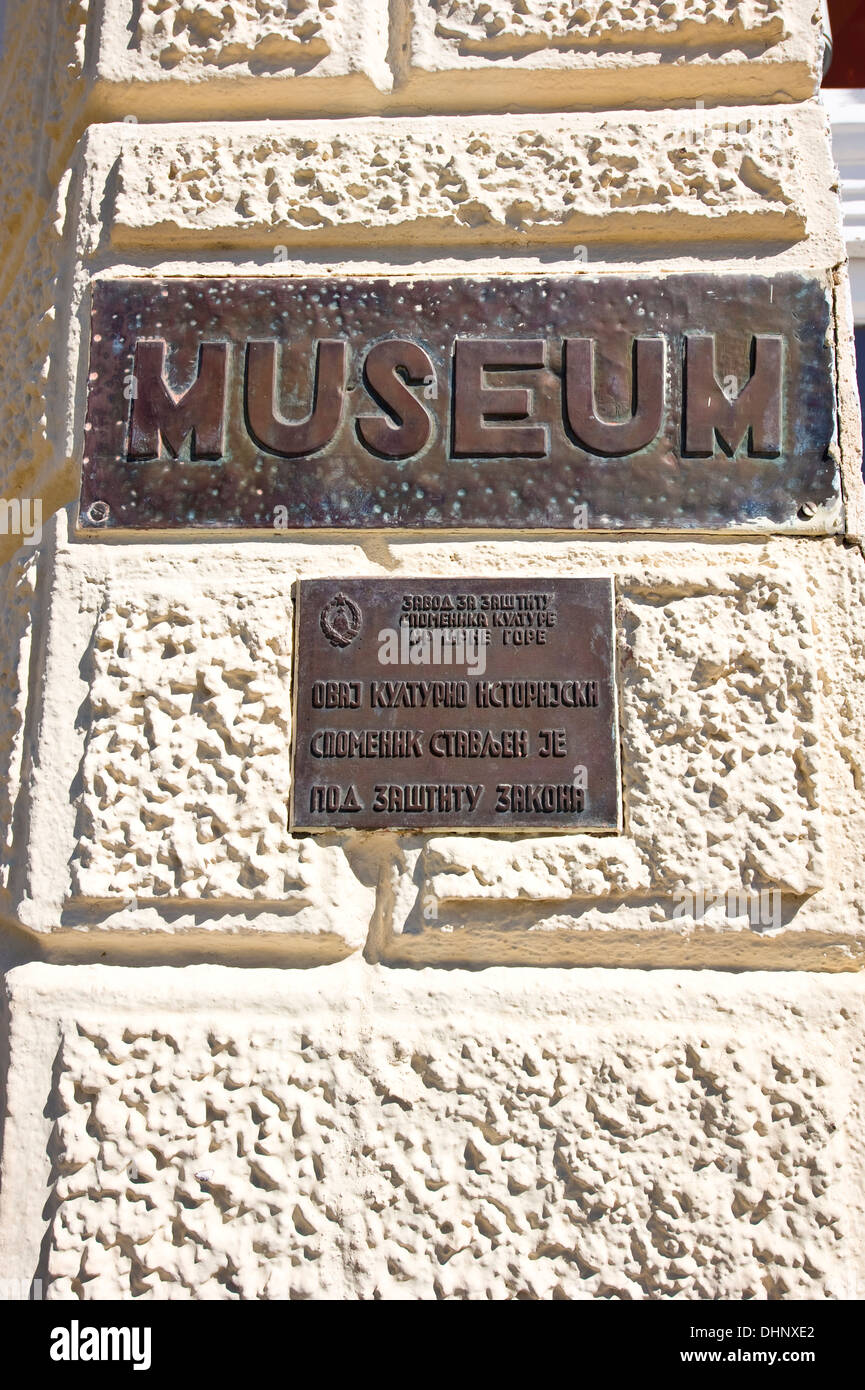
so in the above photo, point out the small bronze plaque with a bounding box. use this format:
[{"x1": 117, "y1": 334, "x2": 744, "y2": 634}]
[
  {"x1": 79, "y1": 273, "x2": 838, "y2": 534},
  {"x1": 290, "y1": 578, "x2": 620, "y2": 832}
]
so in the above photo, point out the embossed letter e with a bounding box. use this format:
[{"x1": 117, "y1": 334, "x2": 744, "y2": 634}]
[
  {"x1": 245, "y1": 340, "x2": 346, "y2": 457},
  {"x1": 127, "y1": 339, "x2": 228, "y2": 460},
  {"x1": 684, "y1": 335, "x2": 783, "y2": 457}
]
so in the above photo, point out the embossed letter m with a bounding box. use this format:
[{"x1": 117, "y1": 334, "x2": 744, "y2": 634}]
[
  {"x1": 684, "y1": 334, "x2": 782, "y2": 458},
  {"x1": 127, "y1": 339, "x2": 228, "y2": 460}
]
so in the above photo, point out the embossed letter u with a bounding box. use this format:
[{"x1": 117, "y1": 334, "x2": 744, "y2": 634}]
[
  {"x1": 245, "y1": 339, "x2": 347, "y2": 458},
  {"x1": 564, "y1": 337, "x2": 665, "y2": 457}
]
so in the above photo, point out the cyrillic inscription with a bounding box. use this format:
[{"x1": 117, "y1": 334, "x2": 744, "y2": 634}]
[{"x1": 291, "y1": 578, "x2": 620, "y2": 832}]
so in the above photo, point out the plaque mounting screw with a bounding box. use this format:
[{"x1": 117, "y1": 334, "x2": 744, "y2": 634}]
[
  {"x1": 798, "y1": 501, "x2": 818, "y2": 519},
  {"x1": 85, "y1": 500, "x2": 110, "y2": 526}
]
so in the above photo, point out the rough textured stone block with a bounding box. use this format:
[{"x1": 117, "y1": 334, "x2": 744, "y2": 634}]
[
  {"x1": 71, "y1": 584, "x2": 372, "y2": 926},
  {"x1": 1, "y1": 963, "x2": 862, "y2": 1299},
  {"x1": 419, "y1": 562, "x2": 826, "y2": 905},
  {"x1": 7, "y1": 513, "x2": 375, "y2": 954},
  {"x1": 94, "y1": 0, "x2": 393, "y2": 113},
  {"x1": 91, "y1": 108, "x2": 831, "y2": 252},
  {"x1": 370, "y1": 539, "x2": 865, "y2": 969},
  {"x1": 402, "y1": 0, "x2": 824, "y2": 108}
]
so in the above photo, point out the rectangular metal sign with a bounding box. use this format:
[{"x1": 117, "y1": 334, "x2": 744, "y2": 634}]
[
  {"x1": 79, "y1": 273, "x2": 839, "y2": 535},
  {"x1": 290, "y1": 577, "x2": 620, "y2": 832}
]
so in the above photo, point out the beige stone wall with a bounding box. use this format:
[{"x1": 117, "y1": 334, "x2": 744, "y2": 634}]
[
  {"x1": 1, "y1": 0, "x2": 864, "y2": 1300},
  {"x1": 3, "y1": 964, "x2": 863, "y2": 1300}
]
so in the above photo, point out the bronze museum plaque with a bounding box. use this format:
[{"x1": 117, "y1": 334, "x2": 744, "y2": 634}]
[
  {"x1": 290, "y1": 578, "x2": 620, "y2": 832},
  {"x1": 79, "y1": 274, "x2": 838, "y2": 534}
]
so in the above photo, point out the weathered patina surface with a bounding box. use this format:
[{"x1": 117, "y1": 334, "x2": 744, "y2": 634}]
[{"x1": 79, "y1": 274, "x2": 838, "y2": 533}]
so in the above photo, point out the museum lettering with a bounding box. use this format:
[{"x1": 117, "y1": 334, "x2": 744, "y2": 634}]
[{"x1": 127, "y1": 330, "x2": 783, "y2": 463}]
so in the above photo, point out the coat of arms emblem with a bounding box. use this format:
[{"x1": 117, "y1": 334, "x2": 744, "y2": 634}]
[{"x1": 320, "y1": 592, "x2": 362, "y2": 648}]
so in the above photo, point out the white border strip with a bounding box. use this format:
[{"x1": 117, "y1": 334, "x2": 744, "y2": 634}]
[{"x1": 824, "y1": 89, "x2": 865, "y2": 320}]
